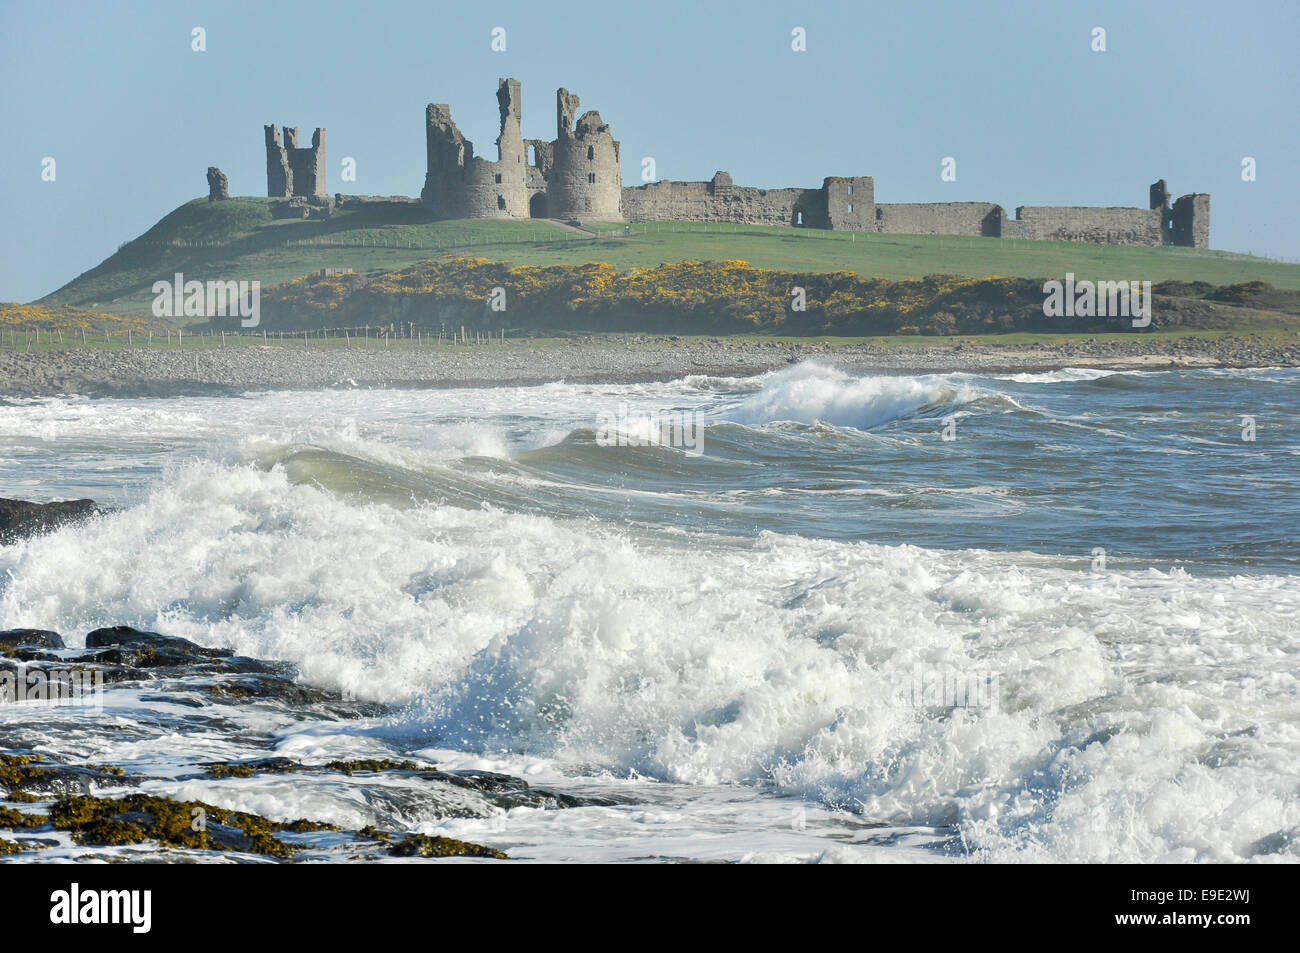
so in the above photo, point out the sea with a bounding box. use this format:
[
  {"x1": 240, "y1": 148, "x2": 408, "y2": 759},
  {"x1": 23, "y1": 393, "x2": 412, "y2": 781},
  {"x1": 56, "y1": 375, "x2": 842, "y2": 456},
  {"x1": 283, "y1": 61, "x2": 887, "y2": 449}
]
[{"x1": 1, "y1": 361, "x2": 1298, "y2": 862}]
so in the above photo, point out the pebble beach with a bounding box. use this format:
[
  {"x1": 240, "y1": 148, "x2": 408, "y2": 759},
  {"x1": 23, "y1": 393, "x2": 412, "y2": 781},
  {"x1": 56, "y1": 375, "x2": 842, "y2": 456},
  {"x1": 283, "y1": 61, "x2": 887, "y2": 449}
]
[{"x1": 3, "y1": 334, "x2": 1298, "y2": 397}]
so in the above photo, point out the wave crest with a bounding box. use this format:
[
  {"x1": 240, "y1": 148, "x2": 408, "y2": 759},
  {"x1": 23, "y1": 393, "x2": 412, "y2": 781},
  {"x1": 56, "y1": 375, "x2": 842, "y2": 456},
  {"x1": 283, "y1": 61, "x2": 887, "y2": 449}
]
[{"x1": 728, "y1": 362, "x2": 982, "y2": 430}]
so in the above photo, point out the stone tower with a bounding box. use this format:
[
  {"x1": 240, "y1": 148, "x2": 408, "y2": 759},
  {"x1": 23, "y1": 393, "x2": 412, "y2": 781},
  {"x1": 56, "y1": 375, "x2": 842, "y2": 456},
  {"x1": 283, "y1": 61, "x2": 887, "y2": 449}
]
[
  {"x1": 1170, "y1": 193, "x2": 1210, "y2": 248},
  {"x1": 547, "y1": 88, "x2": 622, "y2": 221},
  {"x1": 823, "y1": 176, "x2": 876, "y2": 230},
  {"x1": 421, "y1": 78, "x2": 530, "y2": 218},
  {"x1": 265, "y1": 125, "x2": 326, "y2": 198}
]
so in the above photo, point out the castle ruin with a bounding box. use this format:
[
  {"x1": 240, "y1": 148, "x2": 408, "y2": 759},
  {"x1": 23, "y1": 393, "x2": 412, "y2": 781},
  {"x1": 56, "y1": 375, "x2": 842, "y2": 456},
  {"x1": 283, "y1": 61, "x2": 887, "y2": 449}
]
[
  {"x1": 419, "y1": 79, "x2": 623, "y2": 221},
  {"x1": 266, "y1": 79, "x2": 1210, "y2": 247},
  {"x1": 265, "y1": 125, "x2": 326, "y2": 199}
]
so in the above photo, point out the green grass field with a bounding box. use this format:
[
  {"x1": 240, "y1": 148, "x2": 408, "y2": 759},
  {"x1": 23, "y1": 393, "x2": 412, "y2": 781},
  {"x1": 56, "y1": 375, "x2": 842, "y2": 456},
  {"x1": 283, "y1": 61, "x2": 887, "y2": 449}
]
[{"x1": 33, "y1": 197, "x2": 1300, "y2": 323}]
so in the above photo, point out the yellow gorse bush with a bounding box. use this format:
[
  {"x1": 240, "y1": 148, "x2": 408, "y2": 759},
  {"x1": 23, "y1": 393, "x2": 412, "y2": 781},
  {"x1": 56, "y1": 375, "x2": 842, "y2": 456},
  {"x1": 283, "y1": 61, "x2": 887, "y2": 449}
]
[
  {"x1": 0, "y1": 304, "x2": 157, "y2": 333},
  {"x1": 258, "y1": 258, "x2": 1051, "y2": 335}
]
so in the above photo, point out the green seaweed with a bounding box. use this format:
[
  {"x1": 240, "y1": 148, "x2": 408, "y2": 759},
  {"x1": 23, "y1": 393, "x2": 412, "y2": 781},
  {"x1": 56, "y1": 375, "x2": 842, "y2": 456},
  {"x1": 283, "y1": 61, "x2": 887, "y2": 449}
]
[
  {"x1": 389, "y1": 833, "x2": 508, "y2": 859},
  {"x1": 281, "y1": 818, "x2": 342, "y2": 833},
  {"x1": 48, "y1": 793, "x2": 298, "y2": 858},
  {"x1": 0, "y1": 754, "x2": 53, "y2": 789},
  {"x1": 326, "y1": 759, "x2": 432, "y2": 776}
]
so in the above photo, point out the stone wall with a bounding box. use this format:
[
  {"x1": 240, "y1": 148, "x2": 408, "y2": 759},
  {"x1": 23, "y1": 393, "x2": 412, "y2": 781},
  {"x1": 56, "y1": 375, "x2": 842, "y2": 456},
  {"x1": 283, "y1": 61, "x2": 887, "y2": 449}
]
[
  {"x1": 875, "y1": 202, "x2": 1002, "y2": 237},
  {"x1": 391, "y1": 79, "x2": 1211, "y2": 246},
  {"x1": 1170, "y1": 194, "x2": 1210, "y2": 248},
  {"x1": 420, "y1": 79, "x2": 530, "y2": 219},
  {"x1": 206, "y1": 167, "x2": 229, "y2": 201},
  {"x1": 265, "y1": 126, "x2": 290, "y2": 198},
  {"x1": 333, "y1": 194, "x2": 421, "y2": 210},
  {"x1": 272, "y1": 195, "x2": 331, "y2": 219},
  {"x1": 265, "y1": 125, "x2": 326, "y2": 198},
  {"x1": 623, "y1": 173, "x2": 828, "y2": 227},
  {"x1": 825, "y1": 177, "x2": 875, "y2": 230},
  {"x1": 1002, "y1": 206, "x2": 1164, "y2": 245},
  {"x1": 548, "y1": 90, "x2": 622, "y2": 221},
  {"x1": 492, "y1": 78, "x2": 529, "y2": 217}
]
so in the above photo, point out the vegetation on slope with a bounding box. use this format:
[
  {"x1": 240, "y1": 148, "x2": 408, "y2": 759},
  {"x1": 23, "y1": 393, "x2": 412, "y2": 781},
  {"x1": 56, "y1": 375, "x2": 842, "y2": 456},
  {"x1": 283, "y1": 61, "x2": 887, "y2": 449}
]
[
  {"x1": 248, "y1": 257, "x2": 1300, "y2": 337},
  {"x1": 0, "y1": 303, "x2": 163, "y2": 334},
  {"x1": 36, "y1": 198, "x2": 1300, "y2": 322}
]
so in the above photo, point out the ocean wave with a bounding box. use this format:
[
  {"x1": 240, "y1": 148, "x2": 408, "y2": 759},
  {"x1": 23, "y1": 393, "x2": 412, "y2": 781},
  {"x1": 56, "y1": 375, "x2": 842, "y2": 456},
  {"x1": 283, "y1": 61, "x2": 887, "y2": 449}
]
[
  {"x1": 992, "y1": 368, "x2": 1127, "y2": 384},
  {"x1": 2, "y1": 460, "x2": 1297, "y2": 862},
  {"x1": 726, "y1": 363, "x2": 985, "y2": 430}
]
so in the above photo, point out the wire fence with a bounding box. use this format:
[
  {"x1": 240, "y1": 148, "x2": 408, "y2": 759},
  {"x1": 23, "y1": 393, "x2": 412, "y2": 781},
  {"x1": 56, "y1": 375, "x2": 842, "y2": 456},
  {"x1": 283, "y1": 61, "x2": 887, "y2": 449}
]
[{"x1": 1, "y1": 323, "x2": 512, "y2": 351}]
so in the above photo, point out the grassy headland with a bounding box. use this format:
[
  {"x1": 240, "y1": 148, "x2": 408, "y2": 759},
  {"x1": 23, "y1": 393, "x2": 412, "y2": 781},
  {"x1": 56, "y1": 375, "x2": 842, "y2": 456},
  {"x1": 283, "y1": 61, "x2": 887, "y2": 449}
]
[{"x1": 27, "y1": 197, "x2": 1300, "y2": 329}]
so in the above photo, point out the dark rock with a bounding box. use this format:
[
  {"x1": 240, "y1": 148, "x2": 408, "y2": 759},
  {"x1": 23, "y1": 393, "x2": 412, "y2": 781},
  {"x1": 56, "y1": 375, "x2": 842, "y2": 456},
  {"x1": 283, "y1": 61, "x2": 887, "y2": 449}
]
[
  {"x1": 0, "y1": 629, "x2": 64, "y2": 649},
  {"x1": 424, "y1": 769, "x2": 623, "y2": 810},
  {"x1": 206, "y1": 166, "x2": 229, "y2": 201},
  {"x1": 0, "y1": 634, "x2": 67, "y2": 662},
  {"x1": 45, "y1": 793, "x2": 298, "y2": 857},
  {"x1": 388, "y1": 832, "x2": 507, "y2": 859},
  {"x1": 84, "y1": 626, "x2": 233, "y2": 659},
  {"x1": 203, "y1": 758, "x2": 301, "y2": 779},
  {"x1": 137, "y1": 692, "x2": 207, "y2": 708},
  {"x1": 198, "y1": 676, "x2": 331, "y2": 704},
  {"x1": 74, "y1": 627, "x2": 287, "y2": 682},
  {"x1": 0, "y1": 499, "x2": 99, "y2": 544},
  {"x1": 216, "y1": 655, "x2": 294, "y2": 675},
  {"x1": 0, "y1": 754, "x2": 132, "y2": 798}
]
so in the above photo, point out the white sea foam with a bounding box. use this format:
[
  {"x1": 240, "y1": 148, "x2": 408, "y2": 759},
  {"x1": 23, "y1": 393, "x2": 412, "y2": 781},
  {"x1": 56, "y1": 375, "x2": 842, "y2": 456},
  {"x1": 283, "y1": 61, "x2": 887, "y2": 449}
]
[
  {"x1": 2, "y1": 458, "x2": 1296, "y2": 862},
  {"x1": 2, "y1": 367, "x2": 1298, "y2": 861},
  {"x1": 727, "y1": 362, "x2": 981, "y2": 430},
  {"x1": 993, "y1": 367, "x2": 1126, "y2": 384}
]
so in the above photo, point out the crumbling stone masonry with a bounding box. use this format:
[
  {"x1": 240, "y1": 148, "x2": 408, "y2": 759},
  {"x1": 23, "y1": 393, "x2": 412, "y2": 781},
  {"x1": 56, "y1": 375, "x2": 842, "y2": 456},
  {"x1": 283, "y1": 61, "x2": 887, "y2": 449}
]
[
  {"x1": 206, "y1": 167, "x2": 229, "y2": 201},
  {"x1": 271, "y1": 79, "x2": 1210, "y2": 248},
  {"x1": 420, "y1": 80, "x2": 620, "y2": 221},
  {"x1": 265, "y1": 125, "x2": 326, "y2": 199}
]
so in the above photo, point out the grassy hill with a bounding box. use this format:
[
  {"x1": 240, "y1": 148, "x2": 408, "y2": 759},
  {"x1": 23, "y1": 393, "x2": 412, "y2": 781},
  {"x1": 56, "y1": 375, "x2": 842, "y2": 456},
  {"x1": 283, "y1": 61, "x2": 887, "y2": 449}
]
[{"x1": 35, "y1": 196, "x2": 1300, "y2": 323}]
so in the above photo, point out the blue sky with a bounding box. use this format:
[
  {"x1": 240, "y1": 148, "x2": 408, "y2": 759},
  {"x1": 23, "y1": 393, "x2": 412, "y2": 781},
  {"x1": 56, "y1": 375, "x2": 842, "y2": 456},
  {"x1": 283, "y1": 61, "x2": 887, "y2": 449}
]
[{"x1": 2, "y1": 0, "x2": 1297, "y2": 302}]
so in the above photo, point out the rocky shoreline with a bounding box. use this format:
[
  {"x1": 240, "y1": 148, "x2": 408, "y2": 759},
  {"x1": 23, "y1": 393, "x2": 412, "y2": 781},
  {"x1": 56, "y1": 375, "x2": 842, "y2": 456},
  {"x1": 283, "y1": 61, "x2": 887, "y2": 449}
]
[
  {"x1": 0, "y1": 623, "x2": 627, "y2": 861},
  {"x1": 2, "y1": 335, "x2": 1298, "y2": 397},
  {"x1": 0, "y1": 516, "x2": 572, "y2": 861}
]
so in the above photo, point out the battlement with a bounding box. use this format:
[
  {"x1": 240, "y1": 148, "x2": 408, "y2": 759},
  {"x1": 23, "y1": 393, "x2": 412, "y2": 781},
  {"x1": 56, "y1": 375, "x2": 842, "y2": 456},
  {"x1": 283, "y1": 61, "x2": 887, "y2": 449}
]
[{"x1": 265, "y1": 124, "x2": 326, "y2": 199}]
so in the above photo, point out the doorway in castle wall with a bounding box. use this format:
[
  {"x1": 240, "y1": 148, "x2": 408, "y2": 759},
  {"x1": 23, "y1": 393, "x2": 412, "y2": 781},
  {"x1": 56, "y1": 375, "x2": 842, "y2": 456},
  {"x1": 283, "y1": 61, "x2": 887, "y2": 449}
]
[{"x1": 529, "y1": 193, "x2": 548, "y2": 218}]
